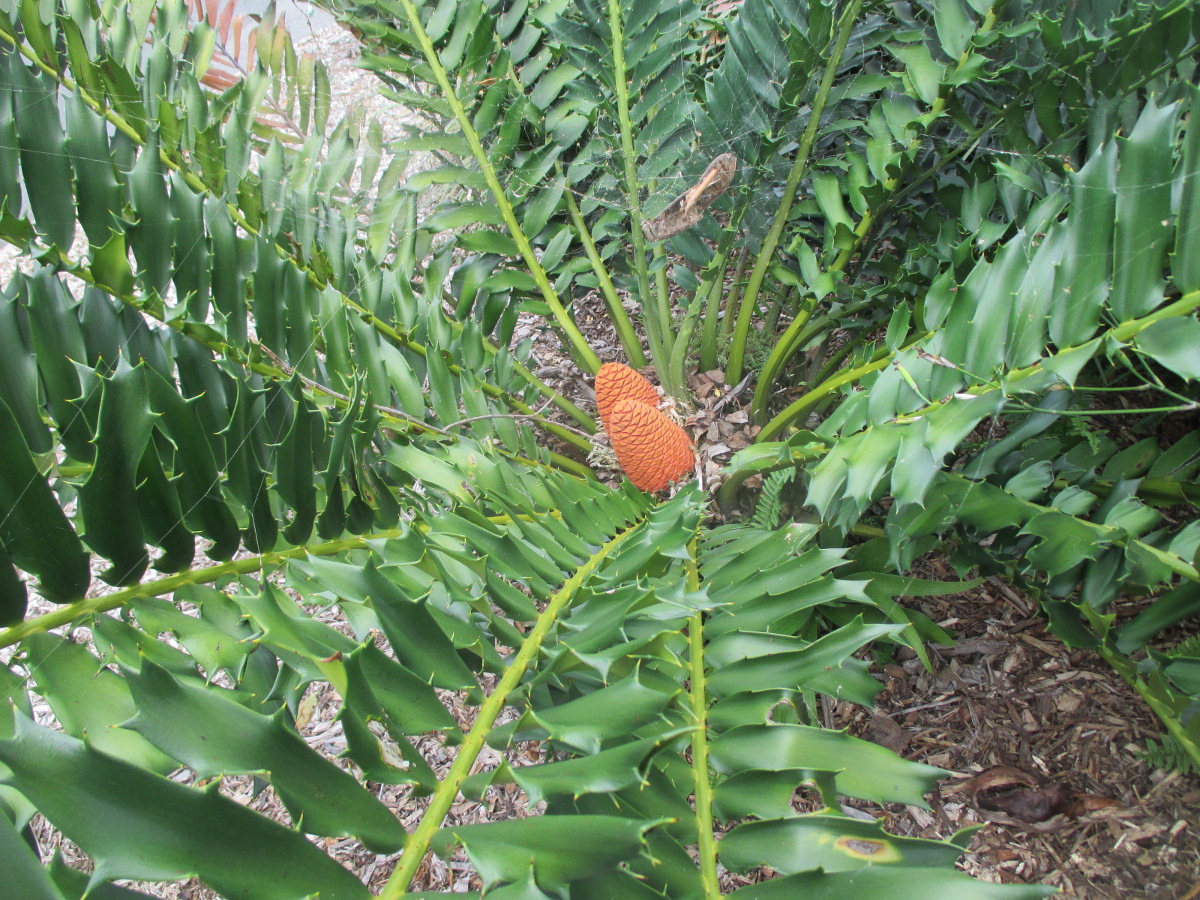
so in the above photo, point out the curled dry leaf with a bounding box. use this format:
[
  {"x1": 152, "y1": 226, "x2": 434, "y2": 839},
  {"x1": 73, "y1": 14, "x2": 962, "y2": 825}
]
[
  {"x1": 595, "y1": 362, "x2": 659, "y2": 430},
  {"x1": 964, "y1": 766, "x2": 1118, "y2": 827},
  {"x1": 642, "y1": 153, "x2": 737, "y2": 242},
  {"x1": 608, "y1": 399, "x2": 695, "y2": 492}
]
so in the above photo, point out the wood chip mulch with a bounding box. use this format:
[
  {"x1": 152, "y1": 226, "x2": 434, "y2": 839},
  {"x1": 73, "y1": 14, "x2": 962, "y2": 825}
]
[{"x1": 832, "y1": 555, "x2": 1200, "y2": 898}]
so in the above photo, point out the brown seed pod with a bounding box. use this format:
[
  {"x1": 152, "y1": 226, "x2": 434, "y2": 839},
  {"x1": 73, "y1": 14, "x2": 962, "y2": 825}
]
[
  {"x1": 608, "y1": 398, "x2": 694, "y2": 492},
  {"x1": 595, "y1": 362, "x2": 660, "y2": 429}
]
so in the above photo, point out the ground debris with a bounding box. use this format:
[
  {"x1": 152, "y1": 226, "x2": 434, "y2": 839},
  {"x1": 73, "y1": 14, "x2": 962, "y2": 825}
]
[{"x1": 839, "y1": 556, "x2": 1199, "y2": 898}]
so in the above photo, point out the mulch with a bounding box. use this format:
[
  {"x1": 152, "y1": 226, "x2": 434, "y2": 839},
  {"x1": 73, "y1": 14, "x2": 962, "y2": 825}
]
[{"x1": 835, "y1": 557, "x2": 1200, "y2": 898}]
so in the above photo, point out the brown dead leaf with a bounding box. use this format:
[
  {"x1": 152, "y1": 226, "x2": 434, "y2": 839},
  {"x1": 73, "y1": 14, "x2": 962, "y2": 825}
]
[
  {"x1": 294, "y1": 689, "x2": 319, "y2": 731},
  {"x1": 725, "y1": 409, "x2": 749, "y2": 425},
  {"x1": 965, "y1": 766, "x2": 1117, "y2": 826},
  {"x1": 642, "y1": 154, "x2": 737, "y2": 242},
  {"x1": 1056, "y1": 691, "x2": 1084, "y2": 714},
  {"x1": 966, "y1": 766, "x2": 1038, "y2": 798},
  {"x1": 868, "y1": 711, "x2": 910, "y2": 755},
  {"x1": 987, "y1": 782, "x2": 1074, "y2": 823},
  {"x1": 1063, "y1": 794, "x2": 1121, "y2": 816}
]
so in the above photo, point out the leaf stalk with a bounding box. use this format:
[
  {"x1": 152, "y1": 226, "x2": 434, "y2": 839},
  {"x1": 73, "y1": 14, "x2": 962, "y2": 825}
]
[
  {"x1": 392, "y1": 0, "x2": 601, "y2": 373},
  {"x1": 685, "y1": 543, "x2": 720, "y2": 899},
  {"x1": 378, "y1": 520, "x2": 643, "y2": 897},
  {"x1": 562, "y1": 177, "x2": 648, "y2": 367},
  {"x1": 606, "y1": 0, "x2": 677, "y2": 395},
  {"x1": 725, "y1": 0, "x2": 865, "y2": 384}
]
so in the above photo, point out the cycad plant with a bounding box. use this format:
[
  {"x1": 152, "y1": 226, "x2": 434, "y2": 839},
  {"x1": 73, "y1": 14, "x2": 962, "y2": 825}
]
[{"x1": 0, "y1": 0, "x2": 1197, "y2": 896}]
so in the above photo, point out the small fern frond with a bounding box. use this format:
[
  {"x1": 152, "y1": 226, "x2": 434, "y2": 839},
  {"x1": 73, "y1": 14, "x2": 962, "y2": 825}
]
[
  {"x1": 1167, "y1": 633, "x2": 1200, "y2": 659},
  {"x1": 751, "y1": 467, "x2": 797, "y2": 530},
  {"x1": 1061, "y1": 413, "x2": 1103, "y2": 455},
  {"x1": 1139, "y1": 735, "x2": 1199, "y2": 775}
]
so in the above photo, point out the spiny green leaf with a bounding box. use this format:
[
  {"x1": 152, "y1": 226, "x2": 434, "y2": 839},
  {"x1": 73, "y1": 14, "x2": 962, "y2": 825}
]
[
  {"x1": 0, "y1": 716, "x2": 371, "y2": 900},
  {"x1": 0, "y1": 811, "x2": 62, "y2": 900},
  {"x1": 521, "y1": 670, "x2": 679, "y2": 755},
  {"x1": 719, "y1": 815, "x2": 962, "y2": 875},
  {"x1": 23, "y1": 634, "x2": 174, "y2": 772},
  {"x1": 0, "y1": 399, "x2": 89, "y2": 607},
  {"x1": 729, "y1": 866, "x2": 1056, "y2": 898},
  {"x1": 124, "y1": 658, "x2": 408, "y2": 852},
  {"x1": 473, "y1": 732, "x2": 689, "y2": 805},
  {"x1": 711, "y1": 723, "x2": 945, "y2": 808},
  {"x1": 434, "y1": 816, "x2": 664, "y2": 889}
]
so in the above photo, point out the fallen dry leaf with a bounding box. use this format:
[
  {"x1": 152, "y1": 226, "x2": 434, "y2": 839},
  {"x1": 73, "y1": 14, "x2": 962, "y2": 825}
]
[
  {"x1": 868, "y1": 711, "x2": 910, "y2": 755},
  {"x1": 964, "y1": 766, "x2": 1118, "y2": 827}
]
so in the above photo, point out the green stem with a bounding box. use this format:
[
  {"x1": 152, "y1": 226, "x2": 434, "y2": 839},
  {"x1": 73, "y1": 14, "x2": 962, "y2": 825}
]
[
  {"x1": 726, "y1": 0, "x2": 864, "y2": 384},
  {"x1": 764, "y1": 292, "x2": 787, "y2": 331},
  {"x1": 757, "y1": 286, "x2": 1200, "y2": 448},
  {"x1": 715, "y1": 442, "x2": 829, "y2": 512},
  {"x1": 668, "y1": 289, "x2": 706, "y2": 411},
  {"x1": 782, "y1": 295, "x2": 874, "y2": 356},
  {"x1": 378, "y1": 521, "x2": 642, "y2": 899},
  {"x1": 393, "y1": 0, "x2": 600, "y2": 373},
  {"x1": 562, "y1": 176, "x2": 647, "y2": 366},
  {"x1": 685, "y1": 545, "x2": 720, "y2": 900},
  {"x1": 718, "y1": 247, "x2": 750, "y2": 342},
  {"x1": 512, "y1": 448, "x2": 595, "y2": 480},
  {"x1": 0, "y1": 528, "x2": 410, "y2": 649},
  {"x1": 808, "y1": 327, "x2": 862, "y2": 390},
  {"x1": 654, "y1": 243, "x2": 673, "y2": 342},
  {"x1": 607, "y1": 0, "x2": 673, "y2": 389},
  {"x1": 698, "y1": 279, "x2": 726, "y2": 374},
  {"x1": 1096, "y1": 645, "x2": 1200, "y2": 771},
  {"x1": 698, "y1": 233, "x2": 738, "y2": 370},
  {"x1": 493, "y1": 367, "x2": 597, "y2": 440},
  {"x1": 667, "y1": 211, "x2": 742, "y2": 390},
  {"x1": 674, "y1": 227, "x2": 747, "y2": 387},
  {"x1": 749, "y1": 293, "x2": 822, "y2": 420},
  {"x1": 1111, "y1": 290, "x2": 1200, "y2": 342},
  {"x1": 851, "y1": 523, "x2": 887, "y2": 539},
  {"x1": 757, "y1": 339, "x2": 915, "y2": 442}
]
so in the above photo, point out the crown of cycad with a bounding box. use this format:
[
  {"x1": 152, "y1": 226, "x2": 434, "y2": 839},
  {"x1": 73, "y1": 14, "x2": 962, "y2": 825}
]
[
  {"x1": 595, "y1": 362, "x2": 660, "y2": 430},
  {"x1": 607, "y1": 398, "x2": 694, "y2": 492}
]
